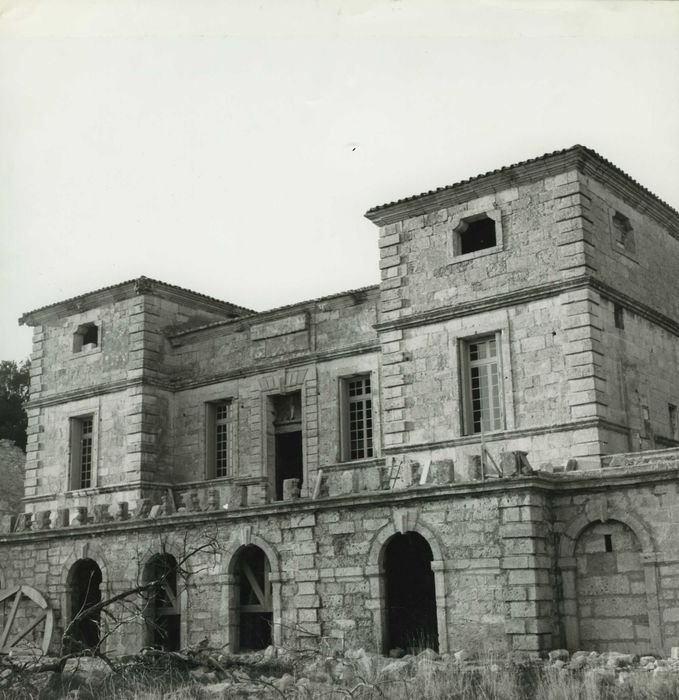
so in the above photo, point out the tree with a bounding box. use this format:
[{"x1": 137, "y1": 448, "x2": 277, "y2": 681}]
[{"x1": 0, "y1": 359, "x2": 31, "y2": 450}]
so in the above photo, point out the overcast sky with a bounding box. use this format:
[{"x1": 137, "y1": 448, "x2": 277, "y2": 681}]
[{"x1": 1, "y1": 0, "x2": 678, "y2": 362}]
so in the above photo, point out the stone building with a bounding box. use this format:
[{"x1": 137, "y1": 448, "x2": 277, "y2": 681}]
[{"x1": 1, "y1": 145, "x2": 679, "y2": 659}]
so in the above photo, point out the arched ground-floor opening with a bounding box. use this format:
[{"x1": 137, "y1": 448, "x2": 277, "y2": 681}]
[
  {"x1": 143, "y1": 553, "x2": 180, "y2": 651},
  {"x1": 233, "y1": 545, "x2": 272, "y2": 651},
  {"x1": 574, "y1": 520, "x2": 650, "y2": 653},
  {"x1": 383, "y1": 531, "x2": 439, "y2": 654},
  {"x1": 67, "y1": 558, "x2": 102, "y2": 652}
]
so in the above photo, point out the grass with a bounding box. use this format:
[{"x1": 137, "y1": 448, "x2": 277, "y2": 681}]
[{"x1": 3, "y1": 653, "x2": 679, "y2": 699}]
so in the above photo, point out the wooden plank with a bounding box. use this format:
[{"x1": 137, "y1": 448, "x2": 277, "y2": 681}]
[
  {"x1": 7, "y1": 613, "x2": 46, "y2": 649},
  {"x1": 241, "y1": 563, "x2": 266, "y2": 607},
  {"x1": 0, "y1": 587, "x2": 21, "y2": 605},
  {"x1": 0, "y1": 591, "x2": 22, "y2": 650}
]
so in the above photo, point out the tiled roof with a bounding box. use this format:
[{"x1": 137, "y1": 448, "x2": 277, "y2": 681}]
[
  {"x1": 19, "y1": 276, "x2": 254, "y2": 325},
  {"x1": 168, "y1": 283, "x2": 380, "y2": 338},
  {"x1": 365, "y1": 145, "x2": 679, "y2": 223}
]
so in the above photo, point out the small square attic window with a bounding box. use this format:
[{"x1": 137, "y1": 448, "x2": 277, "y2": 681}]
[
  {"x1": 73, "y1": 323, "x2": 99, "y2": 353},
  {"x1": 455, "y1": 215, "x2": 497, "y2": 255}
]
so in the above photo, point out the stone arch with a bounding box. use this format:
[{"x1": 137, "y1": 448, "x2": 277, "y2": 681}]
[
  {"x1": 138, "y1": 548, "x2": 192, "y2": 651},
  {"x1": 366, "y1": 514, "x2": 448, "y2": 654},
  {"x1": 222, "y1": 531, "x2": 282, "y2": 650},
  {"x1": 559, "y1": 510, "x2": 661, "y2": 654},
  {"x1": 141, "y1": 553, "x2": 181, "y2": 651},
  {"x1": 560, "y1": 510, "x2": 656, "y2": 559},
  {"x1": 60, "y1": 543, "x2": 111, "y2": 591},
  {"x1": 65, "y1": 558, "x2": 103, "y2": 651},
  {"x1": 59, "y1": 544, "x2": 110, "y2": 650}
]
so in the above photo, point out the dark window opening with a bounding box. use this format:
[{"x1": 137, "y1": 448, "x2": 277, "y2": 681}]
[
  {"x1": 144, "y1": 554, "x2": 180, "y2": 651},
  {"x1": 612, "y1": 212, "x2": 634, "y2": 253},
  {"x1": 614, "y1": 304, "x2": 624, "y2": 330},
  {"x1": 271, "y1": 392, "x2": 303, "y2": 500},
  {"x1": 669, "y1": 404, "x2": 678, "y2": 440},
  {"x1": 67, "y1": 559, "x2": 102, "y2": 652},
  {"x1": 235, "y1": 546, "x2": 272, "y2": 651},
  {"x1": 73, "y1": 323, "x2": 99, "y2": 352},
  {"x1": 383, "y1": 532, "x2": 438, "y2": 654},
  {"x1": 604, "y1": 534, "x2": 613, "y2": 552},
  {"x1": 458, "y1": 217, "x2": 497, "y2": 255}
]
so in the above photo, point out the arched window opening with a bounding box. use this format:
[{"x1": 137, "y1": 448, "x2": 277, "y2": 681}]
[
  {"x1": 234, "y1": 546, "x2": 272, "y2": 651},
  {"x1": 143, "y1": 554, "x2": 180, "y2": 651},
  {"x1": 383, "y1": 532, "x2": 438, "y2": 654},
  {"x1": 67, "y1": 559, "x2": 102, "y2": 652}
]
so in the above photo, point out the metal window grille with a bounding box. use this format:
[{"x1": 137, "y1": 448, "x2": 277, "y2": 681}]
[
  {"x1": 347, "y1": 376, "x2": 373, "y2": 460},
  {"x1": 79, "y1": 417, "x2": 93, "y2": 489},
  {"x1": 214, "y1": 402, "x2": 230, "y2": 477},
  {"x1": 467, "y1": 336, "x2": 503, "y2": 434}
]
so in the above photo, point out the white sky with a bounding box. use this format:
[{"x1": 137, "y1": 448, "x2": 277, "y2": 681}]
[{"x1": 1, "y1": 0, "x2": 678, "y2": 362}]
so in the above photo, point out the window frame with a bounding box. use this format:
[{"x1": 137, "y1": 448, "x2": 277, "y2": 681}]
[
  {"x1": 339, "y1": 373, "x2": 375, "y2": 462},
  {"x1": 460, "y1": 332, "x2": 505, "y2": 436},
  {"x1": 69, "y1": 414, "x2": 96, "y2": 490},
  {"x1": 205, "y1": 399, "x2": 234, "y2": 479},
  {"x1": 449, "y1": 208, "x2": 504, "y2": 262},
  {"x1": 73, "y1": 323, "x2": 101, "y2": 354},
  {"x1": 610, "y1": 209, "x2": 636, "y2": 258}
]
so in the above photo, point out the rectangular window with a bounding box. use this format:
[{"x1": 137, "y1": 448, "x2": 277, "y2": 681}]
[
  {"x1": 669, "y1": 404, "x2": 678, "y2": 440},
  {"x1": 612, "y1": 211, "x2": 635, "y2": 253},
  {"x1": 207, "y1": 401, "x2": 232, "y2": 478},
  {"x1": 341, "y1": 375, "x2": 374, "y2": 461},
  {"x1": 462, "y1": 334, "x2": 503, "y2": 435},
  {"x1": 70, "y1": 415, "x2": 94, "y2": 489},
  {"x1": 614, "y1": 303, "x2": 624, "y2": 330}
]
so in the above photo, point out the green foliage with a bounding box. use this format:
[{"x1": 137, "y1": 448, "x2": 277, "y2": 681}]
[{"x1": 0, "y1": 359, "x2": 30, "y2": 450}]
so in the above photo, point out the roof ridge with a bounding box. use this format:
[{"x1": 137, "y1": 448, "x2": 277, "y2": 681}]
[
  {"x1": 365, "y1": 145, "x2": 679, "y2": 222},
  {"x1": 20, "y1": 276, "x2": 254, "y2": 324}
]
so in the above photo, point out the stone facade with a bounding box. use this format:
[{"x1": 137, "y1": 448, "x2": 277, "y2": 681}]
[{"x1": 2, "y1": 146, "x2": 679, "y2": 658}]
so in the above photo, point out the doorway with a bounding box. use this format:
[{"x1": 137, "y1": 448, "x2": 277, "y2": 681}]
[
  {"x1": 67, "y1": 558, "x2": 102, "y2": 651},
  {"x1": 383, "y1": 532, "x2": 438, "y2": 653},
  {"x1": 143, "y1": 553, "x2": 180, "y2": 651},
  {"x1": 269, "y1": 391, "x2": 303, "y2": 500},
  {"x1": 233, "y1": 545, "x2": 272, "y2": 651}
]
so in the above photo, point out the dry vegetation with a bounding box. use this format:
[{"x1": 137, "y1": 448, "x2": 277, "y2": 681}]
[{"x1": 4, "y1": 646, "x2": 679, "y2": 700}]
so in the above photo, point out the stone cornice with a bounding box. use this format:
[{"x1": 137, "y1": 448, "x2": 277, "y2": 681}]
[
  {"x1": 5, "y1": 461, "x2": 679, "y2": 544},
  {"x1": 169, "y1": 341, "x2": 380, "y2": 392},
  {"x1": 168, "y1": 285, "x2": 380, "y2": 345},
  {"x1": 365, "y1": 146, "x2": 679, "y2": 242},
  {"x1": 25, "y1": 342, "x2": 381, "y2": 407},
  {"x1": 375, "y1": 276, "x2": 679, "y2": 337},
  {"x1": 383, "y1": 418, "x2": 604, "y2": 456}
]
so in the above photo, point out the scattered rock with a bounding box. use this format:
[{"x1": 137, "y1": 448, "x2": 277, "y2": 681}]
[
  {"x1": 417, "y1": 648, "x2": 440, "y2": 662},
  {"x1": 548, "y1": 649, "x2": 569, "y2": 663},
  {"x1": 379, "y1": 659, "x2": 411, "y2": 680},
  {"x1": 388, "y1": 647, "x2": 405, "y2": 659},
  {"x1": 273, "y1": 674, "x2": 295, "y2": 691}
]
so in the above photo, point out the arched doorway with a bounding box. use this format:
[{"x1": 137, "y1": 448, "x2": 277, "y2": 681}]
[
  {"x1": 143, "y1": 554, "x2": 180, "y2": 651},
  {"x1": 67, "y1": 559, "x2": 102, "y2": 651},
  {"x1": 574, "y1": 520, "x2": 650, "y2": 653},
  {"x1": 233, "y1": 545, "x2": 272, "y2": 651},
  {"x1": 383, "y1": 532, "x2": 438, "y2": 654}
]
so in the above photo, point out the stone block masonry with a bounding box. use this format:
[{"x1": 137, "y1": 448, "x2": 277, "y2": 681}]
[{"x1": 5, "y1": 146, "x2": 679, "y2": 657}]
